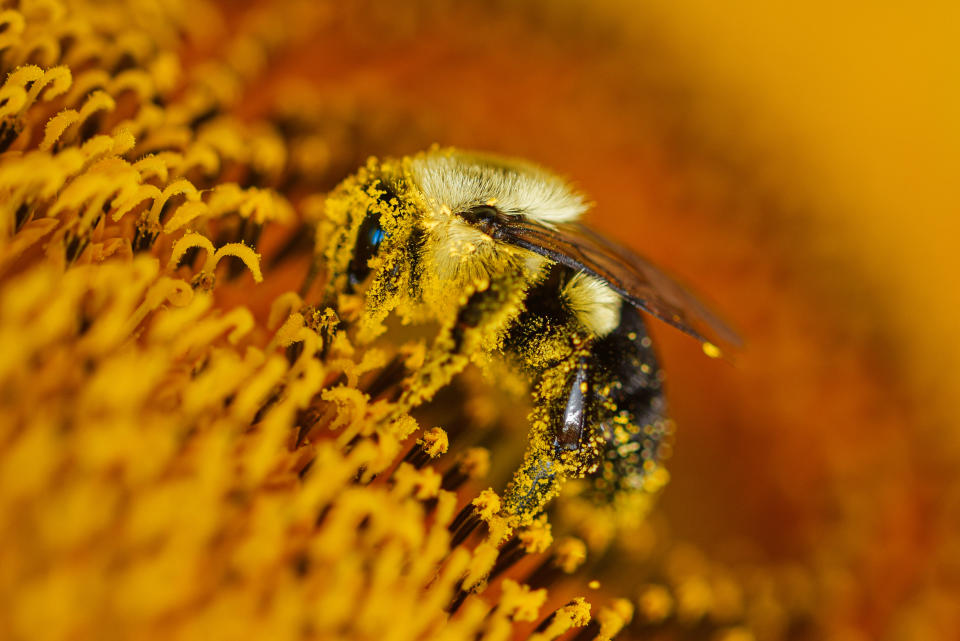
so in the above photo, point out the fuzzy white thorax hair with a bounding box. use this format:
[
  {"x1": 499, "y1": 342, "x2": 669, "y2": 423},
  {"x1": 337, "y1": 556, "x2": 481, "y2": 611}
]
[
  {"x1": 561, "y1": 271, "x2": 622, "y2": 337},
  {"x1": 406, "y1": 149, "x2": 588, "y2": 286},
  {"x1": 408, "y1": 149, "x2": 588, "y2": 226},
  {"x1": 407, "y1": 149, "x2": 621, "y2": 338}
]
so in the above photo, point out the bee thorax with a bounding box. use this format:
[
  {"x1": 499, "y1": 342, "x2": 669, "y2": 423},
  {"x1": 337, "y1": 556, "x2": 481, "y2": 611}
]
[{"x1": 561, "y1": 272, "x2": 622, "y2": 337}]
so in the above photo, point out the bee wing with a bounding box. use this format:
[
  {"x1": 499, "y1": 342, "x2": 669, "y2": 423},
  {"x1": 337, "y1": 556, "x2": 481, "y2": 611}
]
[{"x1": 495, "y1": 219, "x2": 740, "y2": 348}]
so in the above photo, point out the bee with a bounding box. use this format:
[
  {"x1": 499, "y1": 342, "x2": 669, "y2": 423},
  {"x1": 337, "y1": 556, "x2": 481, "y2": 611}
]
[{"x1": 320, "y1": 148, "x2": 737, "y2": 525}]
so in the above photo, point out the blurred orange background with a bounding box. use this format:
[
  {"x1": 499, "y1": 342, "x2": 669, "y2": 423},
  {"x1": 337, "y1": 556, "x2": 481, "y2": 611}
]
[{"x1": 229, "y1": 2, "x2": 960, "y2": 637}]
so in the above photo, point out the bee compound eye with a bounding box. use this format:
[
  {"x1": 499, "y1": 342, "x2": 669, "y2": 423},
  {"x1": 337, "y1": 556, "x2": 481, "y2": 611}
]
[
  {"x1": 367, "y1": 223, "x2": 386, "y2": 248},
  {"x1": 346, "y1": 212, "x2": 386, "y2": 289}
]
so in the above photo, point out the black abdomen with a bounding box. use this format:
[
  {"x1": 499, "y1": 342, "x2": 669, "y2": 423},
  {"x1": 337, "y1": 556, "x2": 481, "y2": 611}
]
[
  {"x1": 505, "y1": 265, "x2": 669, "y2": 501},
  {"x1": 588, "y1": 302, "x2": 668, "y2": 499}
]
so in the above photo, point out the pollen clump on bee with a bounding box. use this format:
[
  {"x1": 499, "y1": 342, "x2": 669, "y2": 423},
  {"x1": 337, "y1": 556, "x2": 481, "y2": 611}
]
[{"x1": 701, "y1": 341, "x2": 722, "y2": 359}]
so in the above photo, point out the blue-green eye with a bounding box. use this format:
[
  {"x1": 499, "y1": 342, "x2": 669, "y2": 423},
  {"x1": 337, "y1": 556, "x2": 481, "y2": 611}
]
[
  {"x1": 369, "y1": 225, "x2": 386, "y2": 248},
  {"x1": 346, "y1": 178, "x2": 399, "y2": 291},
  {"x1": 347, "y1": 213, "x2": 386, "y2": 289}
]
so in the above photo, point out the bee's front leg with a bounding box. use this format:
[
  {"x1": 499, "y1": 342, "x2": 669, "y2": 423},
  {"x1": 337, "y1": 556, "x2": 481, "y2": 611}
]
[{"x1": 394, "y1": 271, "x2": 529, "y2": 412}]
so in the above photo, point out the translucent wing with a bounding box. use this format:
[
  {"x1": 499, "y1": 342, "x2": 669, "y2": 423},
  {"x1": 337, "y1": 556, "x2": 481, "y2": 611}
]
[{"x1": 494, "y1": 218, "x2": 740, "y2": 349}]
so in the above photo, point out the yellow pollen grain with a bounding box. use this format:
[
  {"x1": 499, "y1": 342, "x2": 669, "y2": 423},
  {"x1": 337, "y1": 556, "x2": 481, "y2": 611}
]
[
  {"x1": 702, "y1": 342, "x2": 722, "y2": 358},
  {"x1": 419, "y1": 426, "x2": 449, "y2": 458},
  {"x1": 498, "y1": 579, "x2": 547, "y2": 622},
  {"x1": 473, "y1": 489, "x2": 502, "y2": 521},
  {"x1": 520, "y1": 517, "x2": 554, "y2": 554}
]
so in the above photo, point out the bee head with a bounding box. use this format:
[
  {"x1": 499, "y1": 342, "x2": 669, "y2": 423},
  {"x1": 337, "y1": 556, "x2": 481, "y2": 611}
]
[{"x1": 320, "y1": 157, "x2": 415, "y2": 295}]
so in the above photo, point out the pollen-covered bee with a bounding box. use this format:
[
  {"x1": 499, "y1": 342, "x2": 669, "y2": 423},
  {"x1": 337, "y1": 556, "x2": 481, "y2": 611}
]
[{"x1": 320, "y1": 148, "x2": 736, "y2": 525}]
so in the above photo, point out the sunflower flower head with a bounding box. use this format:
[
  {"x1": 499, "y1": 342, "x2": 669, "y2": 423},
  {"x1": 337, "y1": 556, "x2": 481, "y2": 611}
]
[{"x1": 0, "y1": 3, "x2": 639, "y2": 640}]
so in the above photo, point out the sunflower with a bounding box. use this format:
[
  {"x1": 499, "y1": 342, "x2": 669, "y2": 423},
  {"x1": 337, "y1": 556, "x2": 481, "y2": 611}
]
[{"x1": 2, "y1": 2, "x2": 958, "y2": 641}]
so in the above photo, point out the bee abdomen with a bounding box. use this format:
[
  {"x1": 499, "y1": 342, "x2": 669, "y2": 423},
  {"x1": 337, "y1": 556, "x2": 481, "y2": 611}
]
[{"x1": 587, "y1": 303, "x2": 669, "y2": 499}]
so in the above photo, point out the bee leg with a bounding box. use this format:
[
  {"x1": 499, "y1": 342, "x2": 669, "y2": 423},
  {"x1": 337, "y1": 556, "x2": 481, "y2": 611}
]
[
  {"x1": 553, "y1": 355, "x2": 591, "y2": 455},
  {"x1": 395, "y1": 273, "x2": 526, "y2": 412},
  {"x1": 502, "y1": 354, "x2": 600, "y2": 523},
  {"x1": 500, "y1": 452, "x2": 561, "y2": 522}
]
